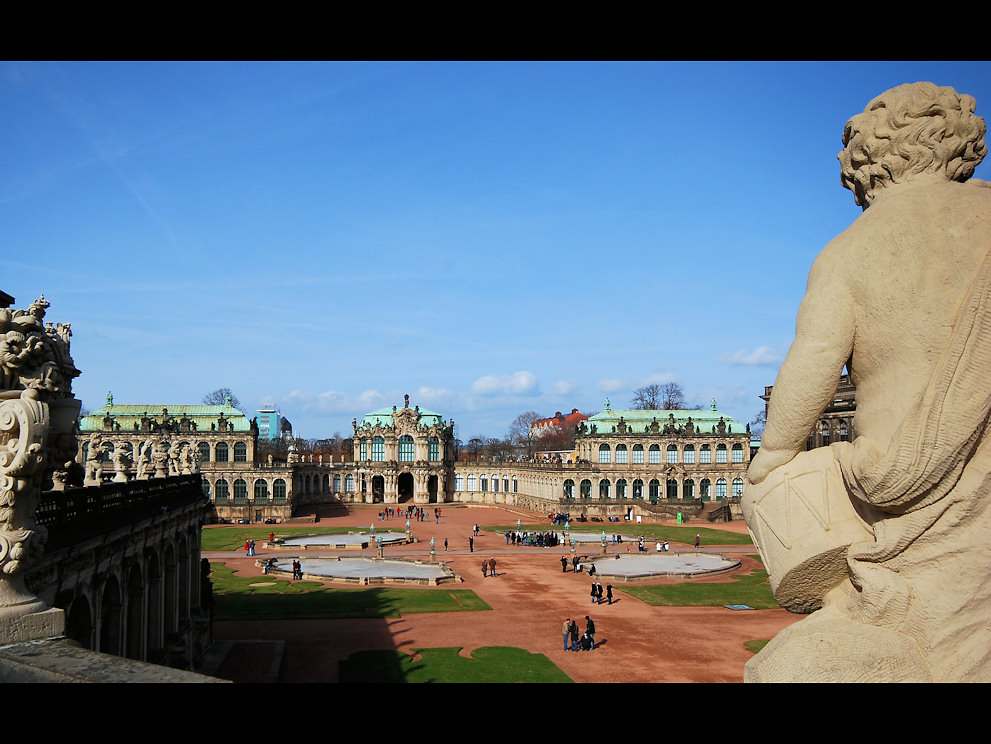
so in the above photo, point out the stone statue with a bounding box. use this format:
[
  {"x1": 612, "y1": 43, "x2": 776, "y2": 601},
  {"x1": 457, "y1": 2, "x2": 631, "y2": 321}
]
[
  {"x1": 111, "y1": 445, "x2": 132, "y2": 482},
  {"x1": 83, "y1": 432, "x2": 106, "y2": 485},
  {"x1": 136, "y1": 440, "x2": 152, "y2": 480},
  {"x1": 743, "y1": 82, "x2": 991, "y2": 682}
]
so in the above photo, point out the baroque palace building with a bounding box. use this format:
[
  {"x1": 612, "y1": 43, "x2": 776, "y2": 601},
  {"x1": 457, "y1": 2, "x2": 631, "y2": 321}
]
[{"x1": 77, "y1": 392, "x2": 754, "y2": 523}]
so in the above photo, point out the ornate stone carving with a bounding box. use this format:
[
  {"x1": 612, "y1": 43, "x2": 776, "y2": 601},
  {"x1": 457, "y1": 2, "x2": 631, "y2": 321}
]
[{"x1": 744, "y1": 83, "x2": 991, "y2": 682}]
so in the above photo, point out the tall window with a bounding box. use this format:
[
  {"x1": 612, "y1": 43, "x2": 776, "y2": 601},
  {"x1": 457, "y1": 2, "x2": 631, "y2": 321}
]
[
  {"x1": 428, "y1": 437, "x2": 440, "y2": 462},
  {"x1": 233, "y1": 478, "x2": 247, "y2": 499},
  {"x1": 716, "y1": 444, "x2": 727, "y2": 463},
  {"x1": 512, "y1": 477, "x2": 518, "y2": 493},
  {"x1": 684, "y1": 478, "x2": 695, "y2": 498},
  {"x1": 491, "y1": 475, "x2": 499, "y2": 492},
  {"x1": 467, "y1": 474, "x2": 477, "y2": 491},
  {"x1": 215, "y1": 479, "x2": 229, "y2": 500},
  {"x1": 616, "y1": 478, "x2": 627, "y2": 498},
  {"x1": 716, "y1": 478, "x2": 727, "y2": 500},
  {"x1": 598, "y1": 444, "x2": 611, "y2": 464},
  {"x1": 732, "y1": 443, "x2": 744, "y2": 463},
  {"x1": 234, "y1": 442, "x2": 247, "y2": 462},
  {"x1": 649, "y1": 444, "x2": 660, "y2": 464},
  {"x1": 667, "y1": 479, "x2": 679, "y2": 499},
  {"x1": 254, "y1": 479, "x2": 269, "y2": 500},
  {"x1": 274, "y1": 479, "x2": 287, "y2": 499},
  {"x1": 648, "y1": 479, "x2": 660, "y2": 501},
  {"x1": 563, "y1": 479, "x2": 575, "y2": 498},
  {"x1": 700, "y1": 444, "x2": 711, "y2": 463},
  {"x1": 732, "y1": 477, "x2": 744, "y2": 498},
  {"x1": 580, "y1": 479, "x2": 591, "y2": 498},
  {"x1": 398, "y1": 435, "x2": 414, "y2": 462},
  {"x1": 599, "y1": 479, "x2": 610, "y2": 498},
  {"x1": 615, "y1": 444, "x2": 628, "y2": 463},
  {"x1": 633, "y1": 444, "x2": 644, "y2": 464},
  {"x1": 684, "y1": 444, "x2": 695, "y2": 464},
  {"x1": 455, "y1": 473, "x2": 464, "y2": 491},
  {"x1": 667, "y1": 444, "x2": 678, "y2": 464},
  {"x1": 360, "y1": 438, "x2": 367, "y2": 461},
  {"x1": 201, "y1": 478, "x2": 210, "y2": 497},
  {"x1": 503, "y1": 477, "x2": 509, "y2": 492},
  {"x1": 633, "y1": 479, "x2": 643, "y2": 499},
  {"x1": 198, "y1": 442, "x2": 210, "y2": 462},
  {"x1": 333, "y1": 474, "x2": 341, "y2": 493},
  {"x1": 480, "y1": 476, "x2": 488, "y2": 492},
  {"x1": 700, "y1": 478, "x2": 711, "y2": 500},
  {"x1": 345, "y1": 474, "x2": 354, "y2": 492},
  {"x1": 372, "y1": 436, "x2": 384, "y2": 462}
]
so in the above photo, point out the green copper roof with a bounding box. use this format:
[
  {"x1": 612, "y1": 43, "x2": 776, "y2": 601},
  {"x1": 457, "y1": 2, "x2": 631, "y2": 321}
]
[
  {"x1": 585, "y1": 407, "x2": 746, "y2": 435},
  {"x1": 80, "y1": 403, "x2": 251, "y2": 432},
  {"x1": 360, "y1": 405, "x2": 445, "y2": 429}
]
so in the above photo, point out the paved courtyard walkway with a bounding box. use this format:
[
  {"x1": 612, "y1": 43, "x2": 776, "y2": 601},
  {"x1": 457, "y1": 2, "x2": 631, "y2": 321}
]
[{"x1": 201, "y1": 504, "x2": 801, "y2": 683}]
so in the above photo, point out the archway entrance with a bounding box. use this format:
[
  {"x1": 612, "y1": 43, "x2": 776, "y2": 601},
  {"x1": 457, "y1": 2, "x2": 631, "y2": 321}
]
[
  {"x1": 372, "y1": 475, "x2": 385, "y2": 502},
  {"x1": 397, "y1": 472, "x2": 414, "y2": 502},
  {"x1": 427, "y1": 474, "x2": 438, "y2": 503}
]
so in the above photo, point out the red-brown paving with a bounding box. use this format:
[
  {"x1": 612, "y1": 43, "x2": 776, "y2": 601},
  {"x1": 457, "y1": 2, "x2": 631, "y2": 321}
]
[{"x1": 204, "y1": 504, "x2": 802, "y2": 683}]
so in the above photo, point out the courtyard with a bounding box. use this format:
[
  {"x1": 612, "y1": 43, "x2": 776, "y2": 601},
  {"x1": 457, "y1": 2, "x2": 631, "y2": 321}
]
[{"x1": 201, "y1": 503, "x2": 801, "y2": 683}]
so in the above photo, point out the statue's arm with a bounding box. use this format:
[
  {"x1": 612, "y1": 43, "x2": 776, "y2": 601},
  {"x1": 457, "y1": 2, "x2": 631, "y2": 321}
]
[{"x1": 748, "y1": 252, "x2": 855, "y2": 483}]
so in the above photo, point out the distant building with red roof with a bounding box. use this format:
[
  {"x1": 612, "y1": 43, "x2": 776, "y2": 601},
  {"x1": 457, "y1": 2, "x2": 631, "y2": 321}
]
[{"x1": 530, "y1": 408, "x2": 587, "y2": 439}]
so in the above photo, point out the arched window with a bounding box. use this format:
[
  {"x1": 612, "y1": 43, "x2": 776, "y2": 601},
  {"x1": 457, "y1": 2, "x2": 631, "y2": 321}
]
[
  {"x1": 633, "y1": 478, "x2": 643, "y2": 499},
  {"x1": 580, "y1": 479, "x2": 592, "y2": 498},
  {"x1": 599, "y1": 479, "x2": 611, "y2": 499},
  {"x1": 360, "y1": 438, "x2": 367, "y2": 461},
  {"x1": 716, "y1": 444, "x2": 727, "y2": 463},
  {"x1": 666, "y1": 479, "x2": 678, "y2": 499},
  {"x1": 370, "y1": 436, "x2": 383, "y2": 461},
  {"x1": 821, "y1": 422, "x2": 831, "y2": 445},
  {"x1": 732, "y1": 477, "x2": 744, "y2": 498},
  {"x1": 700, "y1": 444, "x2": 711, "y2": 464},
  {"x1": 254, "y1": 479, "x2": 269, "y2": 500},
  {"x1": 201, "y1": 478, "x2": 210, "y2": 496},
  {"x1": 480, "y1": 476, "x2": 488, "y2": 492},
  {"x1": 563, "y1": 479, "x2": 575, "y2": 498},
  {"x1": 398, "y1": 435, "x2": 414, "y2": 462},
  {"x1": 455, "y1": 473, "x2": 464, "y2": 491},
  {"x1": 467, "y1": 474, "x2": 477, "y2": 491},
  {"x1": 683, "y1": 478, "x2": 695, "y2": 499},
  {"x1": 491, "y1": 474, "x2": 499, "y2": 492},
  {"x1": 616, "y1": 478, "x2": 627, "y2": 498},
  {"x1": 632, "y1": 444, "x2": 644, "y2": 464},
  {"x1": 428, "y1": 437, "x2": 440, "y2": 462},
  {"x1": 840, "y1": 421, "x2": 849, "y2": 441},
  {"x1": 215, "y1": 479, "x2": 229, "y2": 500},
  {"x1": 333, "y1": 474, "x2": 341, "y2": 493},
  {"x1": 234, "y1": 442, "x2": 247, "y2": 462},
  {"x1": 648, "y1": 478, "x2": 660, "y2": 502},
  {"x1": 503, "y1": 477, "x2": 509, "y2": 492},
  {"x1": 732, "y1": 443, "x2": 744, "y2": 463},
  {"x1": 684, "y1": 444, "x2": 695, "y2": 464},
  {"x1": 700, "y1": 478, "x2": 711, "y2": 501},
  {"x1": 197, "y1": 442, "x2": 210, "y2": 463},
  {"x1": 649, "y1": 444, "x2": 661, "y2": 464},
  {"x1": 233, "y1": 478, "x2": 247, "y2": 499},
  {"x1": 273, "y1": 479, "x2": 287, "y2": 499},
  {"x1": 615, "y1": 444, "x2": 628, "y2": 464},
  {"x1": 512, "y1": 476, "x2": 518, "y2": 493},
  {"x1": 345, "y1": 474, "x2": 354, "y2": 492},
  {"x1": 716, "y1": 478, "x2": 728, "y2": 500},
  {"x1": 102, "y1": 441, "x2": 114, "y2": 463},
  {"x1": 667, "y1": 444, "x2": 678, "y2": 464},
  {"x1": 598, "y1": 444, "x2": 611, "y2": 464},
  {"x1": 215, "y1": 442, "x2": 229, "y2": 462}
]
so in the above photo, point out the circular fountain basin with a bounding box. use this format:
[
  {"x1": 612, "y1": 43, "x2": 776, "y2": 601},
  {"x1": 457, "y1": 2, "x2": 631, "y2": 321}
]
[
  {"x1": 261, "y1": 556, "x2": 456, "y2": 585},
  {"x1": 276, "y1": 532, "x2": 408, "y2": 550},
  {"x1": 582, "y1": 552, "x2": 741, "y2": 581}
]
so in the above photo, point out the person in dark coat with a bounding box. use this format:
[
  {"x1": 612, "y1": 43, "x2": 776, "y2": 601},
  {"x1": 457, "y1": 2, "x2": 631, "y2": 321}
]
[
  {"x1": 585, "y1": 615, "x2": 596, "y2": 649},
  {"x1": 561, "y1": 555, "x2": 568, "y2": 572},
  {"x1": 606, "y1": 584, "x2": 614, "y2": 604},
  {"x1": 591, "y1": 582, "x2": 598, "y2": 604}
]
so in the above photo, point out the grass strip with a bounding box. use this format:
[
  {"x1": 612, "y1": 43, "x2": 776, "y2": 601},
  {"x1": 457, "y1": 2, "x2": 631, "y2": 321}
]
[
  {"x1": 620, "y1": 567, "x2": 780, "y2": 609},
  {"x1": 339, "y1": 646, "x2": 573, "y2": 683}
]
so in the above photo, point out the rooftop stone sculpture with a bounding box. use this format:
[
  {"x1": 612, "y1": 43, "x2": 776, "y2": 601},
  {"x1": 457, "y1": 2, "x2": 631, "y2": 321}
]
[{"x1": 743, "y1": 82, "x2": 991, "y2": 682}]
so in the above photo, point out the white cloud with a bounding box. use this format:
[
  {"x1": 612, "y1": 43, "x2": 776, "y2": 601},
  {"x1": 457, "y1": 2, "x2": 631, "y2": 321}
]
[
  {"x1": 551, "y1": 379, "x2": 578, "y2": 395},
  {"x1": 596, "y1": 378, "x2": 626, "y2": 393},
  {"x1": 470, "y1": 370, "x2": 540, "y2": 397},
  {"x1": 281, "y1": 388, "x2": 388, "y2": 414},
  {"x1": 721, "y1": 346, "x2": 783, "y2": 366}
]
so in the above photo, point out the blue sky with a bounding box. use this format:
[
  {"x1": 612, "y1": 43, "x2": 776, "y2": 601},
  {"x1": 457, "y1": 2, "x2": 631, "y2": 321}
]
[{"x1": 3, "y1": 61, "x2": 990, "y2": 441}]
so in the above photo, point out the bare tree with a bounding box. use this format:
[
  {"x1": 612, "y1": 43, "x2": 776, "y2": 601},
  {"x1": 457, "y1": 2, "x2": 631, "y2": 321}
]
[
  {"x1": 631, "y1": 384, "x2": 662, "y2": 409},
  {"x1": 507, "y1": 410, "x2": 544, "y2": 455},
  {"x1": 660, "y1": 382, "x2": 686, "y2": 409},
  {"x1": 203, "y1": 387, "x2": 244, "y2": 412}
]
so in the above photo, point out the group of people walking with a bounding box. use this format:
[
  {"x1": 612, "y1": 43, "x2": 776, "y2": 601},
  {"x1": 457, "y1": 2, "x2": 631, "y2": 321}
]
[
  {"x1": 481, "y1": 557, "x2": 497, "y2": 577},
  {"x1": 590, "y1": 581, "x2": 612, "y2": 605}
]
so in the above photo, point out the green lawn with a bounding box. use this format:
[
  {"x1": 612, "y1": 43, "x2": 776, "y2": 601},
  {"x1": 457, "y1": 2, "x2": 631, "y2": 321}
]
[
  {"x1": 202, "y1": 525, "x2": 384, "y2": 552},
  {"x1": 486, "y1": 524, "x2": 753, "y2": 546},
  {"x1": 339, "y1": 646, "x2": 573, "y2": 683},
  {"x1": 620, "y1": 564, "x2": 779, "y2": 609},
  {"x1": 209, "y1": 562, "x2": 491, "y2": 620}
]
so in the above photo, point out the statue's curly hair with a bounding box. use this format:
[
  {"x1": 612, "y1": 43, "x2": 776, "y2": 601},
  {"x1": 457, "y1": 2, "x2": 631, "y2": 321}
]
[{"x1": 838, "y1": 82, "x2": 987, "y2": 208}]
